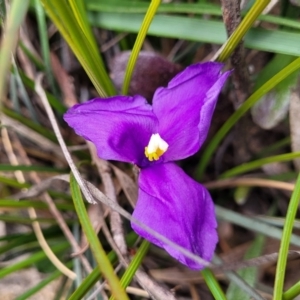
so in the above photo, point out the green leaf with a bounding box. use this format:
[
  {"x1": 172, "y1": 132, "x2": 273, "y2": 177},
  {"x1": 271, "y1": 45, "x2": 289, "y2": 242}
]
[
  {"x1": 87, "y1": 0, "x2": 300, "y2": 32},
  {"x1": 89, "y1": 12, "x2": 300, "y2": 57}
]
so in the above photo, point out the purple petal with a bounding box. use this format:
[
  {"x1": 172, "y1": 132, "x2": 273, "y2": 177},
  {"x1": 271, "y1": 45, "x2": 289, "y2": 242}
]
[
  {"x1": 132, "y1": 163, "x2": 218, "y2": 269},
  {"x1": 64, "y1": 95, "x2": 158, "y2": 165},
  {"x1": 152, "y1": 62, "x2": 231, "y2": 162}
]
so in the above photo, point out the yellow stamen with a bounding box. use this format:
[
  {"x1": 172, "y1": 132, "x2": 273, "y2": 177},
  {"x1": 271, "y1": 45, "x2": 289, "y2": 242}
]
[{"x1": 145, "y1": 133, "x2": 168, "y2": 161}]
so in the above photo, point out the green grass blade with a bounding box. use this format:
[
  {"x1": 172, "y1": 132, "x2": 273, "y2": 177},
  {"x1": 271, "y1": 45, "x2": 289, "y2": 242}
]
[
  {"x1": 11, "y1": 62, "x2": 38, "y2": 122},
  {"x1": 220, "y1": 152, "x2": 300, "y2": 178},
  {"x1": 0, "y1": 0, "x2": 29, "y2": 105},
  {"x1": 0, "y1": 214, "x2": 72, "y2": 225},
  {"x1": 17, "y1": 70, "x2": 66, "y2": 114},
  {"x1": 3, "y1": 106, "x2": 57, "y2": 141},
  {"x1": 70, "y1": 173, "x2": 129, "y2": 300},
  {"x1": 122, "y1": 0, "x2": 161, "y2": 94},
  {"x1": 68, "y1": 266, "x2": 102, "y2": 300},
  {"x1": 0, "y1": 164, "x2": 67, "y2": 173},
  {"x1": 110, "y1": 240, "x2": 150, "y2": 300},
  {"x1": 283, "y1": 281, "x2": 300, "y2": 300},
  {"x1": 41, "y1": 0, "x2": 115, "y2": 96},
  {"x1": 273, "y1": 172, "x2": 300, "y2": 299},
  {"x1": 69, "y1": 232, "x2": 138, "y2": 300},
  {"x1": 216, "y1": 206, "x2": 300, "y2": 247},
  {"x1": 217, "y1": 0, "x2": 271, "y2": 62},
  {"x1": 0, "y1": 175, "x2": 29, "y2": 188},
  {"x1": 0, "y1": 199, "x2": 74, "y2": 211},
  {"x1": 9, "y1": 69, "x2": 19, "y2": 113},
  {"x1": 0, "y1": 242, "x2": 69, "y2": 279},
  {"x1": 19, "y1": 41, "x2": 45, "y2": 70},
  {"x1": 33, "y1": 0, "x2": 57, "y2": 96},
  {"x1": 68, "y1": 0, "x2": 100, "y2": 60},
  {"x1": 14, "y1": 264, "x2": 71, "y2": 300},
  {"x1": 201, "y1": 268, "x2": 226, "y2": 300},
  {"x1": 0, "y1": 227, "x2": 59, "y2": 255},
  {"x1": 195, "y1": 56, "x2": 300, "y2": 179}
]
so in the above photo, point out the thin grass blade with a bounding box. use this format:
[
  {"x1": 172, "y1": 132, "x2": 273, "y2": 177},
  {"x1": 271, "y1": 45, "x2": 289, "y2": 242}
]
[
  {"x1": 122, "y1": 0, "x2": 161, "y2": 95},
  {"x1": 195, "y1": 56, "x2": 300, "y2": 179},
  {"x1": 70, "y1": 173, "x2": 129, "y2": 300},
  {"x1": 0, "y1": 0, "x2": 29, "y2": 105},
  {"x1": 273, "y1": 172, "x2": 300, "y2": 299}
]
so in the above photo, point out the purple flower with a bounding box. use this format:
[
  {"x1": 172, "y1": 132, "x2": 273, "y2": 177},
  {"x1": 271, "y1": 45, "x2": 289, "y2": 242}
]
[{"x1": 64, "y1": 62, "x2": 231, "y2": 269}]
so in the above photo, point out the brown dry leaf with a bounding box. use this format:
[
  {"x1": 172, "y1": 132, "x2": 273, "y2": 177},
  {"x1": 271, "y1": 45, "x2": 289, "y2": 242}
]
[
  {"x1": 151, "y1": 251, "x2": 300, "y2": 285},
  {"x1": 111, "y1": 165, "x2": 138, "y2": 208},
  {"x1": 289, "y1": 88, "x2": 300, "y2": 170},
  {"x1": 50, "y1": 52, "x2": 77, "y2": 108},
  {"x1": 150, "y1": 267, "x2": 224, "y2": 285},
  {"x1": 79, "y1": 202, "x2": 108, "y2": 251}
]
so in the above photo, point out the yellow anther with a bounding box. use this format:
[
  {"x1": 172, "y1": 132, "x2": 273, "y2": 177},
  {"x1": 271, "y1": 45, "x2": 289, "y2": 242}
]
[{"x1": 144, "y1": 133, "x2": 168, "y2": 161}]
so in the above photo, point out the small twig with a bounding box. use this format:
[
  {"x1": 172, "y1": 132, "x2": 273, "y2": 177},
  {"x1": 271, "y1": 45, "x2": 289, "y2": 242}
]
[
  {"x1": 221, "y1": 0, "x2": 251, "y2": 108},
  {"x1": 101, "y1": 33, "x2": 128, "y2": 53},
  {"x1": 50, "y1": 51, "x2": 77, "y2": 107},
  {"x1": 212, "y1": 250, "x2": 300, "y2": 273},
  {"x1": 167, "y1": 39, "x2": 185, "y2": 61},
  {"x1": 204, "y1": 177, "x2": 295, "y2": 191},
  {"x1": 34, "y1": 74, "x2": 96, "y2": 205},
  {"x1": 134, "y1": 269, "x2": 176, "y2": 300},
  {"x1": 111, "y1": 165, "x2": 138, "y2": 208}
]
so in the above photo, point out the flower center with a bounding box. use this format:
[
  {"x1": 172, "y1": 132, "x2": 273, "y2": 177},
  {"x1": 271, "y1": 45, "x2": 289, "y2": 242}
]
[{"x1": 144, "y1": 133, "x2": 169, "y2": 161}]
